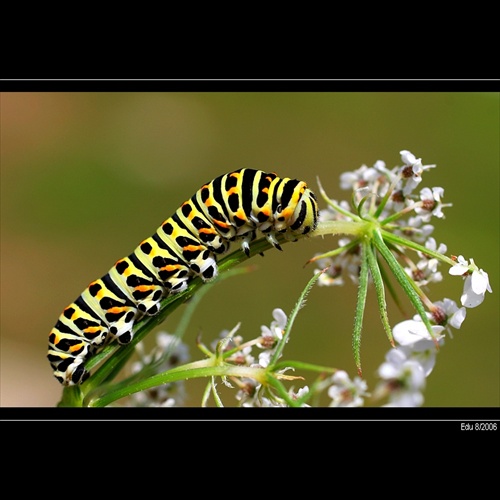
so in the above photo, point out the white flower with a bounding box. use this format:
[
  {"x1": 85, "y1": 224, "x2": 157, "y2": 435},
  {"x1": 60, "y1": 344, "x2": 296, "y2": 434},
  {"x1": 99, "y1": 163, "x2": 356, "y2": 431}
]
[
  {"x1": 400, "y1": 150, "x2": 436, "y2": 176},
  {"x1": 251, "y1": 308, "x2": 290, "y2": 369},
  {"x1": 406, "y1": 257, "x2": 443, "y2": 286},
  {"x1": 449, "y1": 257, "x2": 492, "y2": 308},
  {"x1": 340, "y1": 171, "x2": 361, "y2": 190},
  {"x1": 423, "y1": 236, "x2": 447, "y2": 256},
  {"x1": 414, "y1": 186, "x2": 452, "y2": 221},
  {"x1": 400, "y1": 150, "x2": 418, "y2": 166},
  {"x1": 315, "y1": 267, "x2": 345, "y2": 287},
  {"x1": 398, "y1": 216, "x2": 435, "y2": 243},
  {"x1": 227, "y1": 344, "x2": 254, "y2": 366},
  {"x1": 433, "y1": 298, "x2": 467, "y2": 332},
  {"x1": 313, "y1": 238, "x2": 362, "y2": 286},
  {"x1": 390, "y1": 316, "x2": 447, "y2": 379},
  {"x1": 448, "y1": 306, "x2": 467, "y2": 329},
  {"x1": 258, "y1": 350, "x2": 272, "y2": 368},
  {"x1": 259, "y1": 308, "x2": 287, "y2": 342},
  {"x1": 340, "y1": 165, "x2": 379, "y2": 190},
  {"x1": 409, "y1": 238, "x2": 446, "y2": 285},
  {"x1": 399, "y1": 344, "x2": 437, "y2": 377},
  {"x1": 327, "y1": 370, "x2": 369, "y2": 407},
  {"x1": 378, "y1": 351, "x2": 426, "y2": 391},
  {"x1": 448, "y1": 255, "x2": 470, "y2": 276},
  {"x1": 314, "y1": 255, "x2": 346, "y2": 287},
  {"x1": 295, "y1": 386, "x2": 310, "y2": 399},
  {"x1": 461, "y1": 269, "x2": 492, "y2": 308},
  {"x1": 399, "y1": 150, "x2": 436, "y2": 196},
  {"x1": 376, "y1": 350, "x2": 427, "y2": 407},
  {"x1": 383, "y1": 390, "x2": 424, "y2": 407},
  {"x1": 290, "y1": 386, "x2": 311, "y2": 407},
  {"x1": 392, "y1": 319, "x2": 445, "y2": 347}
]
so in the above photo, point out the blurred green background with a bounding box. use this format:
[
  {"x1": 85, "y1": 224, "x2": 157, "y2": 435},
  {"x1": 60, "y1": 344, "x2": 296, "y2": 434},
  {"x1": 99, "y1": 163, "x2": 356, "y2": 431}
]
[{"x1": 1, "y1": 90, "x2": 498, "y2": 407}]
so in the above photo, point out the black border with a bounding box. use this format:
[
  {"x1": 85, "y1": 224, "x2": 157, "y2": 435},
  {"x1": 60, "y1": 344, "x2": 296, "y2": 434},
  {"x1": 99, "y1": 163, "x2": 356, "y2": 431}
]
[{"x1": 2, "y1": 406, "x2": 499, "y2": 421}]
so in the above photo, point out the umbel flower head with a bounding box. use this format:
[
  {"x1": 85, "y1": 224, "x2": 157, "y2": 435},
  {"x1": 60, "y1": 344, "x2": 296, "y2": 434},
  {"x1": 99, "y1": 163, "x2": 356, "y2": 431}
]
[{"x1": 310, "y1": 150, "x2": 491, "y2": 380}]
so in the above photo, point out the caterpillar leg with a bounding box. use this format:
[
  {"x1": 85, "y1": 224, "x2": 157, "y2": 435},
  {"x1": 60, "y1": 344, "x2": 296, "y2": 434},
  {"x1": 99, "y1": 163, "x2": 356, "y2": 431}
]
[
  {"x1": 264, "y1": 230, "x2": 283, "y2": 251},
  {"x1": 47, "y1": 339, "x2": 95, "y2": 386},
  {"x1": 189, "y1": 251, "x2": 218, "y2": 281},
  {"x1": 172, "y1": 235, "x2": 218, "y2": 282},
  {"x1": 107, "y1": 308, "x2": 140, "y2": 344},
  {"x1": 237, "y1": 230, "x2": 257, "y2": 257}
]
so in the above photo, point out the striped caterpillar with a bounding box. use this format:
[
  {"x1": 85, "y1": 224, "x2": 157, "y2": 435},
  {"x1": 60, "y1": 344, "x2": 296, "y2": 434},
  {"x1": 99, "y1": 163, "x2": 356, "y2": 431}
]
[{"x1": 47, "y1": 168, "x2": 319, "y2": 386}]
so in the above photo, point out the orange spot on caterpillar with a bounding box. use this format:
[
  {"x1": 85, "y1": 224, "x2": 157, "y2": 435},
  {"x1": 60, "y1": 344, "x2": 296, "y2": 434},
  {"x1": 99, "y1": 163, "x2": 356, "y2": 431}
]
[
  {"x1": 213, "y1": 219, "x2": 231, "y2": 229},
  {"x1": 70, "y1": 342, "x2": 85, "y2": 353}
]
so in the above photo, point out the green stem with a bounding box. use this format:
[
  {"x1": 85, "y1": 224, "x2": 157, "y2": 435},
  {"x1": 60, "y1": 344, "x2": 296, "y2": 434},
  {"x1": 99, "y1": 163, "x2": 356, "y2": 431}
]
[
  {"x1": 307, "y1": 237, "x2": 361, "y2": 264},
  {"x1": 311, "y1": 220, "x2": 367, "y2": 238},
  {"x1": 87, "y1": 361, "x2": 268, "y2": 407},
  {"x1": 272, "y1": 360, "x2": 338, "y2": 374},
  {"x1": 373, "y1": 173, "x2": 401, "y2": 219}
]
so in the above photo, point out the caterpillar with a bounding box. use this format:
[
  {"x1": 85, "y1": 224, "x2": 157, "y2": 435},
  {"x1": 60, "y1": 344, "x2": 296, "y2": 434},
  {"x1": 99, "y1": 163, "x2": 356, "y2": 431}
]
[{"x1": 47, "y1": 168, "x2": 319, "y2": 386}]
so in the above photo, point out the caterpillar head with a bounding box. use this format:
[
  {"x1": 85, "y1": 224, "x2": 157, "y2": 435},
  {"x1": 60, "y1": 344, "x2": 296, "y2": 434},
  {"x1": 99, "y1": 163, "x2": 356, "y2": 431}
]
[{"x1": 274, "y1": 181, "x2": 319, "y2": 236}]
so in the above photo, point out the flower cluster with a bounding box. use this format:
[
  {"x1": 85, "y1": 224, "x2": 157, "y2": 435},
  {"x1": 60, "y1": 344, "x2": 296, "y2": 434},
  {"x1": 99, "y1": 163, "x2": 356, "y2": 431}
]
[
  {"x1": 372, "y1": 319, "x2": 445, "y2": 406},
  {"x1": 314, "y1": 150, "x2": 452, "y2": 287},
  {"x1": 212, "y1": 309, "x2": 312, "y2": 407},
  {"x1": 369, "y1": 253, "x2": 489, "y2": 407},
  {"x1": 125, "y1": 308, "x2": 316, "y2": 407},
  {"x1": 310, "y1": 150, "x2": 492, "y2": 406}
]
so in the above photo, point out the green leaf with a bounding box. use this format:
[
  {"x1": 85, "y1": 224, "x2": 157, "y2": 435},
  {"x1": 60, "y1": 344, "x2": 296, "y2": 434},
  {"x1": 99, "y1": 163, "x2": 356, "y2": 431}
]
[
  {"x1": 366, "y1": 241, "x2": 395, "y2": 347},
  {"x1": 352, "y1": 240, "x2": 370, "y2": 376},
  {"x1": 372, "y1": 229, "x2": 438, "y2": 343}
]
